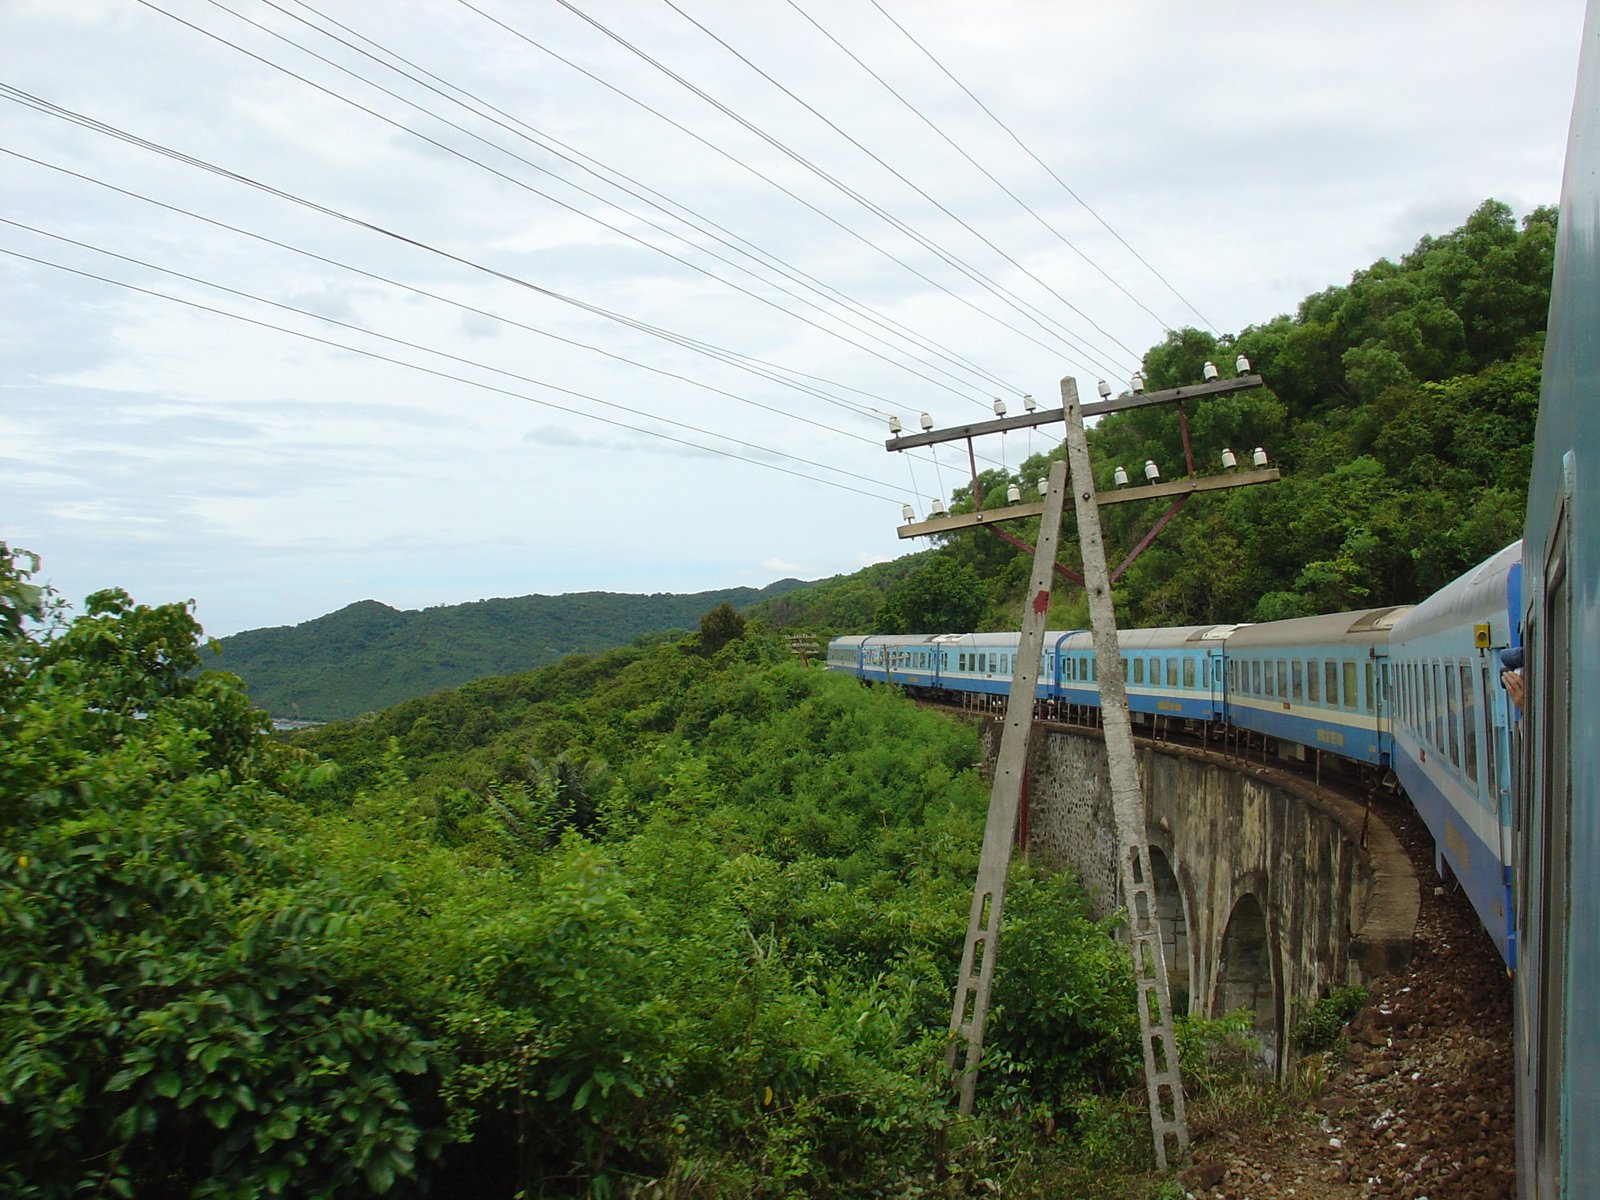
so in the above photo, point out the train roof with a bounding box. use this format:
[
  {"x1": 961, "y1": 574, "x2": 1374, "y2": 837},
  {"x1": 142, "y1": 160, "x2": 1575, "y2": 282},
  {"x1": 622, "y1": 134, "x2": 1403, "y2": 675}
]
[
  {"x1": 1224, "y1": 606, "x2": 1412, "y2": 650},
  {"x1": 1050, "y1": 625, "x2": 1236, "y2": 651},
  {"x1": 1391, "y1": 541, "x2": 1521, "y2": 645}
]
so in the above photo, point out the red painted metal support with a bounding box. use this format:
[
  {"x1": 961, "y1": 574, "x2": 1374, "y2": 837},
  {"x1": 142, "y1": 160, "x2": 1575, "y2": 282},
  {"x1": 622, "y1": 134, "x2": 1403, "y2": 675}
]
[
  {"x1": 986, "y1": 525, "x2": 1085, "y2": 585},
  {"x1": 1110, "y1": 495, "x2": 1190, "y2": 583},
  {"x1": 1176, "y1": 400, "x2": 1196, "y2": 476}
]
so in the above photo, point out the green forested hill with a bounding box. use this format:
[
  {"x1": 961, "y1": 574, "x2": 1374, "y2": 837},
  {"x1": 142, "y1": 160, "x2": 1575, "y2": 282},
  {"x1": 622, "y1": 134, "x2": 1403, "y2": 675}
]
[
  {"x1": 762, "y1": 199, "x2": 1554, "y2": 636},
  {"x1": 214, "y1": 580, "x2": 808, "y2": 720}
]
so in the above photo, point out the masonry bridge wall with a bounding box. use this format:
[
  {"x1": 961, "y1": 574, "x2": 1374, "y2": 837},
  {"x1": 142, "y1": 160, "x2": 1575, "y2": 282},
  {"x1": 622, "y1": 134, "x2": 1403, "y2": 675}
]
[{"x1": 980, "y1": 720, "x2": 1418, "y2": 1073}]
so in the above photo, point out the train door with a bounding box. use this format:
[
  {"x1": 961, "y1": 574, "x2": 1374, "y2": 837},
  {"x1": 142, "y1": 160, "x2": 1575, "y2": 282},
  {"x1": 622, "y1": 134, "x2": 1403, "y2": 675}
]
[{"x1": 1533, "y1": 516, "x2": 1572, "y2": 1198}]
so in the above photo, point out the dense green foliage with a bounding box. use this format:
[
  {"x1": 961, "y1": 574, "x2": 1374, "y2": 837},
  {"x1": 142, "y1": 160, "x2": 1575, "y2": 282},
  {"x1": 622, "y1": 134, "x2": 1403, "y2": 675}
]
[
  {"x1": 5, "y1": 548, "x2": 1149, "y2": 1197},
  {"x1": 764, "y1": 200, "x2": 1551, "y2": 636},
  {"x1": 214, "y1": 581, "x2": 809, "y2": 722}
]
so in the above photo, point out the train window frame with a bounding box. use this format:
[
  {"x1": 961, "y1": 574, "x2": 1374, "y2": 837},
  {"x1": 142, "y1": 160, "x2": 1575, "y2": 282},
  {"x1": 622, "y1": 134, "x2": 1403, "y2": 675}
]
[
  {"x1": 1446, "y1": 663, "x2": 1461, "y2": 769},
  {"x1": 1430, "y1": 661, "x2": 1443, "y2": 750},
  {"x1": 1427, "y1": 662, "x2": 1440, "y2": 748}
]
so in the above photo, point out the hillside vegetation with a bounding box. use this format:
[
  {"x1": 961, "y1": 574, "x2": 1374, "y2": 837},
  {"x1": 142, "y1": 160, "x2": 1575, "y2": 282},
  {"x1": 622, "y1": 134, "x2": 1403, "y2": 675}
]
[
  {"x1": 4, "y1": 555, "x2": 1176, "y2": 1199},
  {"x1": 767, "y1": 199, "x2": 1553, "y2": 635},
  {"x1": 213, "y1": 581, "x2": 807, "y2": 721}
]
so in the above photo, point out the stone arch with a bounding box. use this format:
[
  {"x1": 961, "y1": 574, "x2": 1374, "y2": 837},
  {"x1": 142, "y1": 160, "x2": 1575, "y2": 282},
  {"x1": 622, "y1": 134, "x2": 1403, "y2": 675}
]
[
  {"x1": 1215, "y1": 892, "x2": 1279, "y2": 1068},
  {"x1": 1147, "y1": 845, "x2": 1191, "y2": 1013}
]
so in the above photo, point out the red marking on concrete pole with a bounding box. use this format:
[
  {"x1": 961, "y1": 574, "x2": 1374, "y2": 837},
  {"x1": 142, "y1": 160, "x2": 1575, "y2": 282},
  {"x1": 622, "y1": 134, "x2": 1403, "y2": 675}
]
[{"x1": 1032, "y1": 589, "x2": 1050, "y2": 615}]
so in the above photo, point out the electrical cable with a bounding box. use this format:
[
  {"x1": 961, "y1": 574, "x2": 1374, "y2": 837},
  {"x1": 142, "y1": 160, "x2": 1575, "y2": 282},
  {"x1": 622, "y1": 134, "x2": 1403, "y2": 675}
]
[
  {"x1": 461, "y1": 0, "x2": 1126, "y2": 381},
  {"x1": 548, "y1": 0, "x2": 1133, "y2": 377},
  {"x1": 0, "y1": 89, "x2": 909, "y2": 419},
  {"x1": 269, "y1": 0, "x2": 1026, "y2": 404},
  {"x1": 0, "y1": 240, "x2": 909, "y2": 505},
  {"x1": 130, "y1": 0, "x2": 997, "y2": 407},
  {"x1": 868, "y1": 0, "x2": 1221, "y2": 334},
  {"x1": 784, "y1": 0, "x2": 1183, "y2": 337},
  {"x1": 0, "y1": 142, "x2": 1007, "y2": 477},
  {"x1": 658, "y1": 0, "x2": 1145, "y2": 361}
]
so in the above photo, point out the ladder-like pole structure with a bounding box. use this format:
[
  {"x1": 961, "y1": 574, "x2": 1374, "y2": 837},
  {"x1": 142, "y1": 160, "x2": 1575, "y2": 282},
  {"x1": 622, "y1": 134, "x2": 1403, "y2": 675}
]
[
  {"x1": 886, "y1": 367, "x2": 1275, "y2": 1158},
  {"x1": 944, "y1": 458, "x2": 1068, "y2": 1113},
  {"x1": 1060, "y1": 376, "x2": 1189, "y2": 1167}
]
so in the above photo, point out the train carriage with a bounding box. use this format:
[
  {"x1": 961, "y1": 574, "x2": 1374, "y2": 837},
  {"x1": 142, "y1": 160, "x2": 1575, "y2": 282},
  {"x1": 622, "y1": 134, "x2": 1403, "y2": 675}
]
[
  {"x1": 1222, "y1": 607, "x2": 1409, "y2": 768},
  {"x1": 1389, "y1": 542, "x2": 1521, "y2": 967}
]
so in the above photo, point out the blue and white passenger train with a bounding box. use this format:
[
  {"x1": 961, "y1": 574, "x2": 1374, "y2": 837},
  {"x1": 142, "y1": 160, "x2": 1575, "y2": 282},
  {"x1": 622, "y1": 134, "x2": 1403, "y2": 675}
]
[{"x1": 827, "y1": 547, "x2": 1523, "y2": 977}]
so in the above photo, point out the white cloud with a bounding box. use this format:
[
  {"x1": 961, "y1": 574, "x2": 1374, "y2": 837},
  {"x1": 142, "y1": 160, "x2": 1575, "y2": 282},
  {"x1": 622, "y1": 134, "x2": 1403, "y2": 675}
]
[{"x1": 0, "y1": 0, "x2": 1586, "y2": 634}]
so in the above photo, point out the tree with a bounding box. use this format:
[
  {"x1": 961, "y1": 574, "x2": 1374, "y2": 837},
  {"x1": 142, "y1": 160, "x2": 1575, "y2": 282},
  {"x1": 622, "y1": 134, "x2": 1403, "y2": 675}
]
[
  {"x1": 697, "y1": 600, "x2": 746, "y2": 655},
  {"x1": 0, "y1": 561, "x2": 439, "y2": 1199},
  {"x1": 875, "y1": 556, "x2": 985, "y2": 633}
]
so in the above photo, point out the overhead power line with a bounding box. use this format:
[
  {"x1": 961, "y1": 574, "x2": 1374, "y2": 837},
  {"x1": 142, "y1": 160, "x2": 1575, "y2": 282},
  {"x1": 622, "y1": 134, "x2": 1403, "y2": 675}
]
[
  {"x1": 130, "y1": 0, "x2": 1000, "y2": 407},
  {"x1": 0, "y1": 87, "x2": 928, "y2": 420},
  {"x1": 270, "y1": 0, "x2": 1026, "y2": 405},
  {"x1": 468, "y1": 0, "x2": 1129, "y2": 380},
  {"x1": 0, "y1": 239, "x2": 909, "y2": 506},
  {"x1": 783, "y1": 0, "x2": 1182, "y2": 337},
  {"x1": 656, "y1": 0, "x2": 1145, "y2": 362},
  {"x1": 868, "y1": 0, "x2": 1221, "y2": 335}
]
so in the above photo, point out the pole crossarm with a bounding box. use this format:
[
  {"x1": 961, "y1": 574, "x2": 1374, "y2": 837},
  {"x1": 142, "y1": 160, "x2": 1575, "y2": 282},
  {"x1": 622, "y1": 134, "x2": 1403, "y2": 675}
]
[
  {"x1": 886, "y1": 407, "x2": 1065, "y2": 451},
  {"x1": 897, "y1": 500, "x2": 1046, "y2": 539},
  {"x1": 1096, "y1": 466, "x2": 1280, "y2": 506},
  {"x1": 1080, "y1": 374, "x2": 1260, "y2": 418}
]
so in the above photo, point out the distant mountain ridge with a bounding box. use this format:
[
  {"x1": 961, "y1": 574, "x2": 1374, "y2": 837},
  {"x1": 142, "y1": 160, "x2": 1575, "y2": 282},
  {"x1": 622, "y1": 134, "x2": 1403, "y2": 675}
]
[{"x1": 213, "y1": 581, "x2": 810, "y2": 721}]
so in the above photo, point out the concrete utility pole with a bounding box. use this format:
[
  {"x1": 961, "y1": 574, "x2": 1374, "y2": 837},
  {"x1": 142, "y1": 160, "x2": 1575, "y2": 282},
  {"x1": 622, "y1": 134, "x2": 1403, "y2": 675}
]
[
  {"x1": 1060, "y1": 375, "x2": 1189, "y2": 1167},
  {"x1": 886, "y1": 369, "x2": 1275, "y2": 1158},
  {"x1": 944, "y1": 458, "x2": 1067, "y2": 1113}
]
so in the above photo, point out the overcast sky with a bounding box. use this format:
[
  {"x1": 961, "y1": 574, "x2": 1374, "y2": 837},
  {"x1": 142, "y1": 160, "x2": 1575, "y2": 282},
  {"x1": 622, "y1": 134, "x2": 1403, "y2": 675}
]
[{"x1": 1, "y1": 0, "x2": 1586, "y2": 636}]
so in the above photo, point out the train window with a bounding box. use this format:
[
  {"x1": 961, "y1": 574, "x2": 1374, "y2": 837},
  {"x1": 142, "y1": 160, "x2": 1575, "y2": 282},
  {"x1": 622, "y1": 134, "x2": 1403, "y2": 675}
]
[
  {"x1": 1432, "y1": 662, "x2": 1445, "y2": 749},
  {"x1": 1149, "y1": 657, "x2": 1160, "y2": 684},
  {"x1": 1089, "y1": 657, "x2": 1096, "y2": 681},
  {"x1": 1252, "y1": 660, "x2": 1262, "y2": 694},
  {"x1": 1121, "y1": 657, "x2": 1129, "y2": 680},
  {"x1": 1184, "y1": 658, "x2": 1196, "y2": 688},
  {"x1": 1166, "y1": 657, "x2": 1178, "y2": 687},
  {"x1": 1365, "y1": 662, "x2": 1375, "y2": 716},
  {"x1": 1446, "y1": 665, "x2": 1461, "y2": 769},
  {"x1": 1132, "y1": 658, "x2": 1145, "y2": 684},
  {"x1": 1277, "y1": 660, "x2": 1289, "y2": 698},
  {"x1": 1202, "y1": 658, "x2": 1210, "y2": 689},
  {"x1": 1460, "y1": 662, "x2": 1479, "y2": 786},
  {"x1": 1324, "y1": 662, "x2": 1339, "y2": 709},
  {"x1": 1342, "y1": 661, "x2": 1357, "y2": 712},
  {"x1": 1422, "y1": 666, "x2": 1434, "y2": 748},
  {"x1": 1292, "y1": 660, "x2": 1304, "y2": 702},
  {"x1": 1307, "y1": 661, "x2": 1321, "y2": 704},
  {"x1": 1228, "y1": 660, "x2": 1236, "y2": 691},
  {"x1": 1264, "y1": 662, "x2": 1275, "y2": 697}
]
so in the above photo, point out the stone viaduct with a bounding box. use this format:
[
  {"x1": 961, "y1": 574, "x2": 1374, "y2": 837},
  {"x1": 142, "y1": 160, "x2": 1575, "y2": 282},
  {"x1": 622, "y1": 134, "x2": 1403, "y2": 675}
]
[{"x1": 980, "y1": 718, "x2": 1420, "y2": 1075}]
